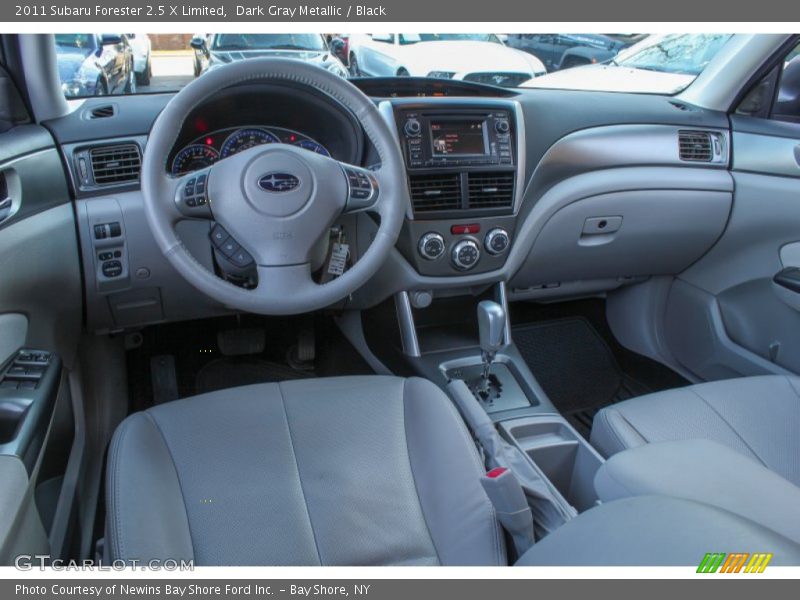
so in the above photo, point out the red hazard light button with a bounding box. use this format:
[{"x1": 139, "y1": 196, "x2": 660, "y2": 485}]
[{"x1": 450, "y1": 223, "x2": 481, "y2": 235}]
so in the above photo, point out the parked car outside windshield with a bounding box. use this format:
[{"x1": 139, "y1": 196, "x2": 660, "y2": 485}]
[
  {"x1": 56, "y1": 33, "x2": 136, "y2": 97},
  {"x1": 193, "y1": 33, "x2": 348, "y2": 78},
  {"x1": 347, "y1": 33, "x2": 546, "y2": 86},
  {"x1": 523, "y1": 33, "x2": 734, "y2": 94},
  {"x1": 55, "y1": 32, "x2": 732, "y2": 98}
]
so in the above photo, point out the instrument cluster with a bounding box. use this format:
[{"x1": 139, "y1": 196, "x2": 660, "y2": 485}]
[{"x1": 170, "y1": 126, "x2": 330, "y2": 175}]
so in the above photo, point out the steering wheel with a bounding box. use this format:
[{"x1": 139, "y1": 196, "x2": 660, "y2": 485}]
[{"x1": 141, "y1": 58, "x2": 407, "y2": 315}]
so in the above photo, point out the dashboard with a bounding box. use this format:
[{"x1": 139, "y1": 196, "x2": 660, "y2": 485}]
[
  {"x1": 41, "y1": 78, "x2": 734, "y2": 332},
  {"x1": 170, "y1": 126, "x2": 330, "y2": 175}
]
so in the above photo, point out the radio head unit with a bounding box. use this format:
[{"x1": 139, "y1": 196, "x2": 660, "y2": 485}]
[{"x1": 397, "y1": 107, "x2": 514, "y2": 169}]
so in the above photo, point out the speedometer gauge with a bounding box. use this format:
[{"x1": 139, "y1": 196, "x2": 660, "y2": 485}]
[
  {"x1": 293, "y1": 139, "x2": 331, "y2": 156},
  {"x1": 220, "y1": 128, "x2": 280, "y2": 158},
  {"x1": 171, "y1": 144, "x2": 220, "y2": 175}
]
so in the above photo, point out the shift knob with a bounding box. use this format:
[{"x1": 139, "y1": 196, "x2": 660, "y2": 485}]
[{"x1": 478, "y1": 300, "x2": 506, "y2": 358}]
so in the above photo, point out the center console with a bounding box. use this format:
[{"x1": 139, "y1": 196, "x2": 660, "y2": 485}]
[
  {"x1": 391, "y1": 100, "x2": 524, "y2": 277},
  {"x1": 387, "y1": 284, "x2": 605, "y2": 520}
]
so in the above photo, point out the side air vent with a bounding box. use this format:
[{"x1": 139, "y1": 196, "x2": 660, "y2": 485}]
[
  {"x1": 88, "y1": 104, "x2": 116, "y2": 119},
  {"x1": 89, "y1": 144, "x2": 141, "y2": 185},
  {"x1": 467, "y1": 172, "x2": 515, "y2": 210},
  {"x1": 678, "y1": 130, "x2": 713, "y2": 162},
  {"x1": 409, "y1": 173, "x2": 461, "y2": 212}
]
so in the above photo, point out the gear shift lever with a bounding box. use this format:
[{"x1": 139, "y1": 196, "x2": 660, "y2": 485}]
[{"x1": 477, "y1": 300, "x2": 507, "y2": 385}]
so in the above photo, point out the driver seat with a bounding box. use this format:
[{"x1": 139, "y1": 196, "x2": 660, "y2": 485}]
[{"x1": 105, "y1": 376, "x2": 506, "y2": 566}]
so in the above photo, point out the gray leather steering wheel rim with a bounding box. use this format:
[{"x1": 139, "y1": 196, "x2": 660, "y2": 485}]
[{"x1": 141, "y1": 58, "x2": 407, "y2": 315}]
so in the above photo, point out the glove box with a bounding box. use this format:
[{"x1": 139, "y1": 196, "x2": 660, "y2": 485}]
[{"x1": 512, "y1": 189, "x2": 731, "y2": 289}]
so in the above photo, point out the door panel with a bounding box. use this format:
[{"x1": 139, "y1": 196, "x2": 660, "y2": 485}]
[
  {"x1": 0, "y1": 100, "x2": 82, "y2": 562},
  {"x1": 668, "y1": 117, "x2": 800, "y2": 379}
]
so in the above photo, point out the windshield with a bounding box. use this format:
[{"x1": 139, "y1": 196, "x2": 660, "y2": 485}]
[
  {"x1": 615, "y1": 33, "x2": 733, "y2": 75},
  {"x1": 54, "y1": 34, "x2": 96, "y2": 50},
  {"x1": 53, "y1": 32, "x2": 734, "y2": 99},
  {"x1": 211, "y1": 34, "x2": 326, "y2": 52}
]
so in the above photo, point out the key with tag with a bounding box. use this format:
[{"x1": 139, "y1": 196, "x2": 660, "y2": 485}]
[{"x1": 327, "y1": 242, "x2": 350, "y2": 276}]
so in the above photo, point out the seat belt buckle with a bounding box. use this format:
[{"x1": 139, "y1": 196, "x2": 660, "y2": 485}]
[{"x1": 481, "y1": 467, "x2": 535, "y2": 557}]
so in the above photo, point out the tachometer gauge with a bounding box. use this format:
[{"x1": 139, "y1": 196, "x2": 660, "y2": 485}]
[
  {"x1": 293, "y1": 139, "x2": 331, "y2": 156},
  {"x1": 171, "y1": 144, "x2": 220, "y2": 175},
  {"x1": 220, "y1": 128, "x2": 280, "y2": 158}
]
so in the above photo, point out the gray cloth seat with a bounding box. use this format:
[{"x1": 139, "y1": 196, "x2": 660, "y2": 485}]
[
  {"x1": 106, "y1": 376, "x2": 506, "y2": 566},
  {"x1": 590, "y1": 375, "x2": 800, "y2": 486},
  {"x1": 107, "y1": 373, "x2": 800, "y2": 566}
]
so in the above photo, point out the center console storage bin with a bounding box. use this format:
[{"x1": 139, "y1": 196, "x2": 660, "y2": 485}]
[{"x1": 499, "y1": 416, "x2": 604, "y2": 512}]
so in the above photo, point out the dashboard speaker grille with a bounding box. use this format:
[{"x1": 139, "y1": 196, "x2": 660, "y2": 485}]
[
  {"x1": 409, "y1": 173, "x2": 461, "y2": 212},
  {"x1": 678, "y1": 130, "x2": 713, "y2": 162},
  {"x1": 467, "y1": 172, "x2": 515, "y2": 209},
  {"x1": 89, "y1": 144, "x2": 141, "y2": 185}
]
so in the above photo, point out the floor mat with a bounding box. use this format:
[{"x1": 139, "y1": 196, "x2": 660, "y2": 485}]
[
  {"x1": 195, "y1": 357, "x2": 312, "y2": 395},
  {"x1": 127, "y1": 314, "x2": 372, "y2": 412},
  {"x1": 513, "y1": 317, "x2": 664, "y2": 438}
]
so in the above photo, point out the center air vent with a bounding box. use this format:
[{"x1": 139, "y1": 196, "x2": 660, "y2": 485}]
[
  {"x1": 409, "y1": 173, "x2": 461, "y2": 212},
  {"x1": 467, "y1": 172, "x2": 515, "y2": 210},
  {"x1": 678, "y1": 130, "x2": 713, "y2": 162},
  {"x1": 89, "y1": 144, "x2": 141, "y2": 185}
]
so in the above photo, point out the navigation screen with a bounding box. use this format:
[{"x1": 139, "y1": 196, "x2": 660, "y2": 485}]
[{"x1": 430, "y1": 120, "x2": 487, "y2": 155}]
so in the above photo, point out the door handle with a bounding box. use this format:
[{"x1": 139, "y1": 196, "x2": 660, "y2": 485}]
[
  {"x1": 774, "y1": 267, "x2": 800, "y2": 294},
  {"x1": 0, "y1": 196, "x2": 12, "y2": 222}
]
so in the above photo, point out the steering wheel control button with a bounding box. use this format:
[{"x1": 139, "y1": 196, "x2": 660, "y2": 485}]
[
  {"x1": 452, "y1": 239, "x2": 480, "y2": 270},
  {"x1": 210, "y1": 224, "x2": 229, "y2": 246},
  {"x1": 485, "y1": 228, "x2": 510, "y2": 255},
  {"x1": 229, "y1": 248, "x2": 254, "y2": 268},
  {"x1": 184, "y1": 177, "x2": 196, "y2": 197},
  {"x1": 177, "y1": 170, "x2": 211, "y2": 215},
  {"x1": 195, "y1": 174, "x2": 207, "y2": 194},
  {"x1": 418, "y1": 232, "x2": 446, "y2": 261},
  {"x1": 344, "y1": 166, "x2": 378, "y2": 211},
  {"x1": 219, "y1": 238, "x2": 239, "y2": 258}
]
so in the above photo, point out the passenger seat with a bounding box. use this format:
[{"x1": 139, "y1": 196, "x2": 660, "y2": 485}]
[{"x1": 590, "y1": 375, "x2": 800, "y2": 486}]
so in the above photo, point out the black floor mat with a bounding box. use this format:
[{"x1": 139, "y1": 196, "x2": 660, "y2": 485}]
[
  {"x1": 512, "y1": 305, "x2": 688, "y2": 439},
  {"x1": 127, "y1": 314, "x2": 372, "y2": 412},
  {"x1": 195, "y1": 357, "x2": 312, "y2": 395}
]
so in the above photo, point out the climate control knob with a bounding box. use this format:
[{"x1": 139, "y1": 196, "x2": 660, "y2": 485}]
[
  {"x1": 451, "y1": 239, "x2": 480, "y2": 271},
  {"x1": 418, "y1": 232, "x2": 445, "y2": 261},
  {"x1": 484, "y1": 228, "x2": 510, "y2": 255},
  {"x1": 404, "y1": 118, "x2": 422, "y2": 137},
  {"x1": 495, "y1": 119, "x2": 510, "y2": 134}
]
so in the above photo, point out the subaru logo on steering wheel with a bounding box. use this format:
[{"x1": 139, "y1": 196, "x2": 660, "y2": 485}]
[{"x1": 258, "y1": 172, "x2": 300, "y2": 193}]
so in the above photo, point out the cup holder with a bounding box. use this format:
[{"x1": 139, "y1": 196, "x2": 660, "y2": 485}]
[{"x1": 499, "y1": 416, "x2": 604, "y2": 512}]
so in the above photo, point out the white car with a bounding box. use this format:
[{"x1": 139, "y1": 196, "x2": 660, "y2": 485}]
[
  {"x1": 522, "y1": 33, "x2": 732, "y2": 95},
  {"x1": 348, "y1": 33, "x2": 546, "y2": 87},
  {"x1": 127, "y1": 33, "x2": 152, "y2": 86}
]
